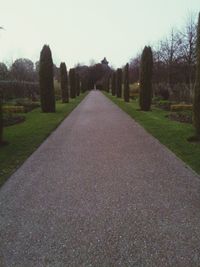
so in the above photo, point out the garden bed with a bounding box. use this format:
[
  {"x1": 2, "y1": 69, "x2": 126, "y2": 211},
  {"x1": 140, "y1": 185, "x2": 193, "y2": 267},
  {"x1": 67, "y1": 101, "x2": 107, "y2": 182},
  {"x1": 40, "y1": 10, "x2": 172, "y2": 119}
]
[
  {"x1": 167, "y1": 111, "x2": 192, "y2": 124},
  {"x1": 3, "y1": 113, "x2": 26, "y2": 127}
]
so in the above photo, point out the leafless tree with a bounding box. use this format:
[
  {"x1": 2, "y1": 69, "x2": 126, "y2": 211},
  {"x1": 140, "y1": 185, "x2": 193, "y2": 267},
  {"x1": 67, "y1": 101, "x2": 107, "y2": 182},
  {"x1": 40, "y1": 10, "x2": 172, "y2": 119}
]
[{"x1": 179, "y1": 12, "x2": 197, "y2": 91}]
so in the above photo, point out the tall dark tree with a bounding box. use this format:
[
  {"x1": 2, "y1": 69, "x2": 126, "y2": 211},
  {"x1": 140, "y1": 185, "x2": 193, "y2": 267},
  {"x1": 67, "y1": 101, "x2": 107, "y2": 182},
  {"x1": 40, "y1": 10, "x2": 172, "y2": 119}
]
[
  {"x1": 111, "y1": 72, "x2": 116, "y2": 96},
  {"x1": 69, "y1": 68, "x2": 76, "y2": 98},
  {"x1": 193, "y1": 13, "x2": 200, "y2": 137},
  {"x1": 106, "y1": 77, "x2": 110, "y2": 92},
  {"x1": 116, "y1": 68, "x2": 122, "y2": 98},
  {"x1": 81, "y1": 80, "x2": 85, "y2": 93},
  {"x1": 124, "y1": 63, "x2": 130, "y2": 102},
  {"x1": 139, "y1": 46, "x2": 153, "y2": 111},
  {"x1": 60, "y1": 62, "x2": 69, "y2": 103},
  {"x1": 0, "y1": 63, "x2": 9, "y2": 80},
  {"x1": 0, "y1": 90, "x2": 3, "y2": 145},
  {"x1": 39, "y1": 45, "x2": 55, "y2": 112},
  {"x1": 76, "y1": 73, "x2": 80, "y2": 96},
  {"x1": 11, "y1": 58, "x2": 35, "y2": 81}
]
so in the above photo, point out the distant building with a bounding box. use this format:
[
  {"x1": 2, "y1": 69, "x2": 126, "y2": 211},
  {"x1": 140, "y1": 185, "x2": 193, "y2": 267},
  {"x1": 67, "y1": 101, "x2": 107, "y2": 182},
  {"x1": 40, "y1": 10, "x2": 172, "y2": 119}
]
[
  {"x1": 101, "y1": 57, "x2": 109, "y2": 66},
  {"x1": 95, "y1": 57, "x2": 111, "y2": 90}
]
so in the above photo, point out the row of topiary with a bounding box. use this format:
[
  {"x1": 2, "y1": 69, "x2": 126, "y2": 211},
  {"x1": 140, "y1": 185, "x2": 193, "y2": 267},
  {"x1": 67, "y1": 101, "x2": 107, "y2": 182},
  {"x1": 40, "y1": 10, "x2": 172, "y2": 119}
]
[
  {"x1": 110, "y1": 46, "x2": 153, "y2": 110},
  {"x1": 111, "y1": 64, "x2": 130, "y2": 102},
  {"x1": 0, "y1": 45, "x2": 85, "y2": 145},
  {"x1": 110, "y1": 13, "x2": 200, "y2": 140},
  {"x1": 39, "y1": 45, "x2": 83, "y2": 112}
]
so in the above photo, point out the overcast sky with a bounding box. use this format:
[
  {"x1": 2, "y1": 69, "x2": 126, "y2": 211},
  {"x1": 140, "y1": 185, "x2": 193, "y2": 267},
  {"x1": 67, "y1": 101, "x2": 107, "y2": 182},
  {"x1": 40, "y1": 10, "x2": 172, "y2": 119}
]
[{"x1": 0, "y1": 0, "x2": 199, "y2": 68}]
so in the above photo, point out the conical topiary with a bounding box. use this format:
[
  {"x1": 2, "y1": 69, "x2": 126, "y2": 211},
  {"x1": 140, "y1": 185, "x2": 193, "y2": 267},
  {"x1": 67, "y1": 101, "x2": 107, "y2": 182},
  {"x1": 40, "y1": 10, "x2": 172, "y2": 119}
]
[
  {"x1": 76, "y1": 73, "x2": 80, "y2": 96},
  {"x1": 111, "y1": 72, "x2": 116, "y2": 96},
  {"x1": 116, "y1": 68, "x2": 122, "y2": 98},
  {"x1": 124, "y1": 63, "x2": 130, "y2": 102},
  {"x1": 39, "y1": 45, "x2": 55, "y2": 112},
  {"x1": 193, "y1": 13, "x2": 200, "y2": 137},
  {"x1": 139, "y1": 46, "x2": 153, "y2": 111},
  {"x1": 69, "y1": 68, "x2": 76, "y2": 98},
  {"x1": 60, "y1": 62, "x2": 69, "y2": 103},
  {"x1": 0, "y1": 90, "x2": 3, "y2": 145}
]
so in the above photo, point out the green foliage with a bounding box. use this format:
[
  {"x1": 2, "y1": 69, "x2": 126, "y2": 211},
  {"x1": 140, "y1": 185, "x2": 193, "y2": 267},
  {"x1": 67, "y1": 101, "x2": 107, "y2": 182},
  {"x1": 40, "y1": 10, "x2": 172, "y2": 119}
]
[
  {"x1": 60, "y1": 62, "x2": 69, "y2": 103},
  {"x1": 105, "y1": 92, "x2": 200, "y2": 175},
  {"x1": 81, "y1": 79, "x2": 87, "y2": 93},
  {"x1": 106, "y1": 78, "x2": 110, "y2": 93},
  {"x1": 154, "y1": 100, "x2": 172, "y2": 111},
  {"x1": 39, "y1": 45, "x2": 55, "y2": 112},
  {"x1": 69, "y1": 68, "x2": 76, "y2": 98},
  {"x1": 3, "y1": 113, "x2": 25, "y2": 127},
  {"x1": 0, "y1": 93, "x2": 88, "y2": 186},
  {"x1": 76, "y1": 73, "x2": 80, "y2": 96},
  {"x1": 0, "y1": 91, "x2": 3, "y2": 144},
  {"x1": 111, "y1": 72, "x2": 116, "y2": 96},
  {"x1": 124, "y1": 63, "x2": 130, "y2": 102},
  {"x1": 0, "y1": 81, "x2": 39, "y2": 101},
  {"x1": 139, "y1": 46, "x2": 153, "y2": 111},
  {"x1": 54, "y1": 80, "x2": 61, "y2": 100},
  {"x1": 193, "y1": 13, "x2": 200, "y2": 137},
  {"x1": 116, "y1": 68, "x2": 122, "y2": 98},
  {"x1": 0, "y1": 62, "x2": 9, "y2": 80},
  {"x1": 3, "y1": 106, "x2": 25, "y2": 113},
  {"x1": 171, "y1": 104, "x2": 193, "y2": 111}
]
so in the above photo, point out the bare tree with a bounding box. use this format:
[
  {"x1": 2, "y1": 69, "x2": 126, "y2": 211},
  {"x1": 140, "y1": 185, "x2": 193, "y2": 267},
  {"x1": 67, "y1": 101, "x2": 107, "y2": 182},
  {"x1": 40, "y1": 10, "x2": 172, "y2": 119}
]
[
  {"x1": 159, "y1": 29, "x2": 183, "y2": 87},
  {"x1": 179, "y1": 12, "x2": 197, "y2": 91}
]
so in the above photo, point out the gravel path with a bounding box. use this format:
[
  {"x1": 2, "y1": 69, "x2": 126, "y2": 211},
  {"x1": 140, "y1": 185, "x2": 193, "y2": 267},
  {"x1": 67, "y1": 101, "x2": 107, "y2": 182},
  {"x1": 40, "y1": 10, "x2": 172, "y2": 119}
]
[{"x1": 0, "y1": 91, "x2": 200, "y2": 266}]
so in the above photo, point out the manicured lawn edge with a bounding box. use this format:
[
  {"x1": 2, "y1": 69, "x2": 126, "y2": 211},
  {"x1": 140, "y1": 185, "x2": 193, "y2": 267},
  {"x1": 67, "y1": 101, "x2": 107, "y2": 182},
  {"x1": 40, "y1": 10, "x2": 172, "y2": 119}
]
[
  {"x1": 104, "y1": 92, "x2": 200, "y2": 176},
  {"x1": 0, "y1": 92, "x2": 88, "y2": 186}
]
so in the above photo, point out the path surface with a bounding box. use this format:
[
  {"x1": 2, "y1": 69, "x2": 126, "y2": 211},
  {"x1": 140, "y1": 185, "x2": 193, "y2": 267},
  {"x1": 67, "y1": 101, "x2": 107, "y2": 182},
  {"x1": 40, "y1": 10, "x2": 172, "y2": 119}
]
[{"x1": 0, "y1": 91, "x2": 200, "y2": 266}]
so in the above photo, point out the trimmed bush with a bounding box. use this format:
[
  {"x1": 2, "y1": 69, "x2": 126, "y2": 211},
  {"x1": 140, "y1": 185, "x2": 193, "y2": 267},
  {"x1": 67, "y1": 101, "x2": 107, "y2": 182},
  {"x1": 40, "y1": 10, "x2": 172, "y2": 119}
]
[
  {"x1": 0, "y1": 91, "x2": 3, "y2": 144},
  {"x1": 111, "y1": 72, "x2": 116, "y2": 96},
  {"x1": 107, "y1": 78, "x2": 110, "y2": 93},
  {"x1": 129, "y1": 83, "x2": 140, "y2": 99},
  {"x1": 60, "y1": 62, "x2": 69, "y2": 103},
  {"x1": 124, "y1": 63, "x2": 130, "y2": 102},
  {"x1": 193, "y1": 13, "x2": 200, "y2": 136},
  {"x1": 171, "y1": 104, "x2": 193, "y2": 112},
  {"x1": 3, "y1": 106, "x2": 25, "y2": 113},
  {"x1": 139, "y1": 46, "x2": 153, "y2": 111},
  {"x1": 39, "y1": 45, "x2": 55, "y2": 112},
  {"x1": 81, "y1": 79, "x2": 87, "y2": 93},
  {"x1": 76, "y1": 73, "x2": 80, "y2": 96},
  {"x1": 3, "y1": 113, "x2": 25, "y2": 127},
  {"x1": 155, "y1": 100, "x2": 172, "y2": 111},
  {"x1": 15, "y1": 99, "x2": 40, "y2": 112},
  {"x1": 0, "y1": 81, "x2": 39, "y2": 101},
  {"x1": 116, "y1": 68, "x2": 122, "y2": 98},
  {"x1": 168, "y1": 111, "x2": 192, "y2": 124},
  {"x1": 69, "y1": 68, "x2": 76, "y2": 98}
]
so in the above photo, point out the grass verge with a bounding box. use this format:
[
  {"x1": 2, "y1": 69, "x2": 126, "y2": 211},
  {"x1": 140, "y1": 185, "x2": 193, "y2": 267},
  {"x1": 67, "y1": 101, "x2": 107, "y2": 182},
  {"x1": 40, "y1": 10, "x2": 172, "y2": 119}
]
[
  {"x1": 104, "y1": 92, "x2": 200, "y2": 175},
  {"x1": 0, "y1": 92, "x2": 88, "y2": 186}
]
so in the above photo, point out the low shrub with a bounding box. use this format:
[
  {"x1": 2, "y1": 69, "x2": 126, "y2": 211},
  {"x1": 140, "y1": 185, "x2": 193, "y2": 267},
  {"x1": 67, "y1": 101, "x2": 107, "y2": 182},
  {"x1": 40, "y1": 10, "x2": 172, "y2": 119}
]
[
  {"x1": 130, "y1": 92, "x2": 139, "y2": 99},
  {"x1": 170, "y1": 104, "x2": 193, "y2": 112},
  {"x1": 153, "y1": 83, "x2": 170, "y2": 100},
  {"x1": 3, "y1": 113, "x2": 25, "y2": 127},
  {"x1": 54, "y1": 80, "x2": 61, "y2": 100},
  {"x1": 155, "y1": 100, "x2": 173, "y2": 111},
  {"x1": 130, "y1": 83, "x2": 140, "y2": 93},
  {"x1": 3, "y1": 105, "x2": 25, "y2": 113},
  {"x1": 15, "y1": 99, "x2": 40, "y2": 112},
  {"x1": 167, "y1": 111, "x2": 192, "y2": 124}
]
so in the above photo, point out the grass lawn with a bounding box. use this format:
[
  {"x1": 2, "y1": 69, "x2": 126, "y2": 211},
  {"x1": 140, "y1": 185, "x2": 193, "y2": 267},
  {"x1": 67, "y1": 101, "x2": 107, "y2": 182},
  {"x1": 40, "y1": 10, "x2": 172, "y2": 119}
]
[
  {"x1": 0, "y1": 92, "x2": 87, "y2": 186},
  {"x1": 104, "y1": 92, "x2": 200, "y2": 175}
]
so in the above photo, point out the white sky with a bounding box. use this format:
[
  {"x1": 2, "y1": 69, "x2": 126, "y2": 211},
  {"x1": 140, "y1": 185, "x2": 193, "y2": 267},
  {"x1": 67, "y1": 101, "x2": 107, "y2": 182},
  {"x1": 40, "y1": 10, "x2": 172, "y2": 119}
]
[{"x1": 0, "y1": 0, "x2": 199, "y2": 68}]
